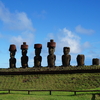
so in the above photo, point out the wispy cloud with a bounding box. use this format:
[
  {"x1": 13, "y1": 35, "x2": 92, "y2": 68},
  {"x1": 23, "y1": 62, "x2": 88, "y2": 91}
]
[
  {"x1": 45, "y1": 28, "x2": 95, "y2": 66},
  {"x1": 0, "y1": 1, "x2": 35, "y2": 31},
  {"x1": 33, "y1": 10, "x2": 47, "y2": 19},
  {"x1": 83, "y1": 42, "x2": 91, "y2": 49},
  {"x1": 0, "y1": 1, "x2": 35, "y2": 47},
  {"x1": 10, "y1": 31, "x2": 34, "y2": 47},
  {"x1": 57, "y1": 28, "x2": 81, "y2": 54},
  {"x1": 75, "y1": 25, "x2": 95, "y2": 35}
]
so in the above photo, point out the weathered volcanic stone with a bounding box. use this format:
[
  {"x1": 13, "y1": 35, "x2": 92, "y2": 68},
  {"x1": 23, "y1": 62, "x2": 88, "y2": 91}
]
[
  {"x1": 47, "y1": 39, "x2": 56, "y2": 48},
  {"x1": 76, "y1": 54, "x2": 85, "y2": 66},
  {"x1": 34, "y1": 44, "x2": 42, "y2": 67},
  {"x1": 21, "y1": 42, "x2": 28, "y2": 50},
  {"x1": 9, "y1": 44, "x2": 17, "y2": 68},
  {"x1": 92, "y1": 58, "x2": 99, "y2": 65},
  {"x1": 62, "y1": 47, "x2": 71, "y2": 66},
  {"x1": 9, "y1": 44, "x2": 17, "y2": 51},
  {"x1": 47, "y1": 39, "x2": 56, "y2": 67},
  {"x1": 21, "y1": 42, "x2": 29, "y2": 68}
]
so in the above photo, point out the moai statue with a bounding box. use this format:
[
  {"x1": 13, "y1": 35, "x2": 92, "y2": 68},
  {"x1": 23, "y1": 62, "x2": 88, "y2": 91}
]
[
  {"x1": 76, "y1": 54, "x2": 85, "y2": 66},
  {"x1": 9, "y1": 44, "x2": 17, "y2": 68},
  {"x1": 62, "y1": 47, "x2": 71, "y2": 66},
  {"x1": 92, "y1": 58, "x2": 99, "y2": 65},
  {"x1": 34, "y1": 44, "x2": 42, "y2": 67},
  {"x1": 47, "y1": 39, "x2": 56, "y2": 67},
  {"x1": 21, "y1": 42, "x2": 28, "y2": 68}
]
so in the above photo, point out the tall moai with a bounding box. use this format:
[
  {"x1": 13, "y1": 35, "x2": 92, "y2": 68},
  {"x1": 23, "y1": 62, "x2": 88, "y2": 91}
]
[
  {"x1": 92, "y1": 58, "x2": 99, "y2": 65},
  {"x1": 76, "y1": 54, "x2": 85, "y2": 66},
  {"x1": 9, "y1": 44, "x2": 17, "y2": 68},
  {"x1": 34, "y1": 44, "x2": 42, "y2": 67},
  {"x1": 62, "y1": 47, "x2": 71, "y2": 66},
  {"x1": 47, "y1": 39, "x2": 56, "y2": 67},
  {"x1": 21, "y1": 42, "x2": 28, "y2": 68}
]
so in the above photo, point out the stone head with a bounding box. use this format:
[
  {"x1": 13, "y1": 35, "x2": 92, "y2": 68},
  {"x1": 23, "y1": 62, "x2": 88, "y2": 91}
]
[
  {"x1": 63, "y1": 47, "x2": 70, "y2": 55},
  {"x1": 9, "y1": 44, "x2": 16, "y2": 58},
  {"x1": 49, "y1": 47, "x2": 55, "y2": 55},
  {"x1": 21, "y1": 42, "x2": 28, "y2": 56},
  {"x1": 47, "y1": 39, "x2": 56, "y2": 55}
]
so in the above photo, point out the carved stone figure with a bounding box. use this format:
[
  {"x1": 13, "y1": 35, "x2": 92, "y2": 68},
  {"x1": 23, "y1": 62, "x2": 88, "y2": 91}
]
[
  {"x1": 92, "y1": 58, "x2": 99, "y2": 65},
  {"x1": 9, "y1": 44, "x2": 17, "y2": 68},
  {"x1": 62, "y1": 47, "x2": 71, "y2": 66},
  {"x1": 34, "y1": 44, "x2": 42, "y2": 67},
  {"x1": 76, "y1": 54, "x2": 85, "y2": 66},
  {"x1": 47, "y1": 39, "x2": 56, "y2": 67},
  {"x1": 21, "y1": 42, "x2": 28, "y2": 68}
]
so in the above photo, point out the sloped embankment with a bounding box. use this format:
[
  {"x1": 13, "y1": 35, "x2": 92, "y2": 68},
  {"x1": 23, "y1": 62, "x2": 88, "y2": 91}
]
[{"x1": 0, "y1": 73, "x2": 100, "y2": 90}]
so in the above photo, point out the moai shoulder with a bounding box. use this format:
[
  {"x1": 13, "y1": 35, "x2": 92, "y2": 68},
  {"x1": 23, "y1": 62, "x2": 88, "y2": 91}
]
[{"x1": 92, "y1": 58, "x2": 99, "y2": 65}]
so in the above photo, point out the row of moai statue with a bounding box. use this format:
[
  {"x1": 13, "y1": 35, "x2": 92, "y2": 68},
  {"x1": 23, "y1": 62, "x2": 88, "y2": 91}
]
[{"x1": 9, "y1": 39, "x2": 100, "y2": 68}]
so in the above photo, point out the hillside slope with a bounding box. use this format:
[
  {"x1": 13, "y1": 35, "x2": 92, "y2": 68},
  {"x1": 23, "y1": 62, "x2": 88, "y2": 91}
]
[{"x1": 0, "y1": 73, "x2": 100, "y2": 90}]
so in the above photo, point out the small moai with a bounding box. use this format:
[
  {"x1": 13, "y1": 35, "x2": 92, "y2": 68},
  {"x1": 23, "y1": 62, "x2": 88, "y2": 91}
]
[
  {"x1": 92, "y1": 58, "x2": 99, "y2": 65},
  {"x1": 9, "y1": 44, "x2": 17, "y2": 68},
  {"x1": 62, "y1": 47, "x2": 71, "y2": 66},
  {"x1": 76, "y1": 54, "x2": 85, "y2": 66},
  {"x1": 21, "y1": 42, "x2": 28, "y2": 68},
  {"x1": 47, "y1": 39, "x2": 56, "y2": 67},
  {"x1": 34, "y1": 44, "x2": 42, "y2": 67}
]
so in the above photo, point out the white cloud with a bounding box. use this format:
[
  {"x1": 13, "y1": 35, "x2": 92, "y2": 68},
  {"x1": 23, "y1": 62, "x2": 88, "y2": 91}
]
[
  {"x1": 10, "y1": 36, "x2": 24, "y2": 46},
  {"x1": 0, "y1": 1, "x2": 35, "y2": 31},
  {"x1": 83, "y1": 42, "x2": 91, "y2": 48},
  {"x1": 33, "y1": 10, "x2": 47, "y2": 19},
  {"x1": 75, "y1": 25, "x2": 95, "y2": 34},
  {"x1": 57, "y1": 28, "x2": 81, "y2": 54},
  {"x1": 0, "y1": 1, "x2": 35, "y2": 48},
  {"x1": 45, "y1": 28, "x2": 94, "y2": 66},
  {"x1": 10, "y1": 32, "x2": 34, "y2": 47}
]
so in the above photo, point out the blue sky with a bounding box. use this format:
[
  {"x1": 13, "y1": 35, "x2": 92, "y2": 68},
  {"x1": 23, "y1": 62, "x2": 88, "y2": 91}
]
[{"x1": 0, "y1": 0, "x2": 100, "y2": 68}]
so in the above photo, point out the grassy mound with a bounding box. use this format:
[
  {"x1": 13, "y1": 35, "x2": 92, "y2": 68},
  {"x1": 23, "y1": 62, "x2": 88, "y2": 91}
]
[{"x1": 0, "y1": 73, "x2": 100, "y2": 90}]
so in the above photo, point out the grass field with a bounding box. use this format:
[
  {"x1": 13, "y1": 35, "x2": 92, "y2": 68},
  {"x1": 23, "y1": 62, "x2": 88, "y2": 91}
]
[
  {"x1": 0, "y1": 90, "x2": 100, "y2": 100},
  {"x1": 0, "y1": 72, "x2": 100, "y2": 99},
  {"x1": 0, "y1": 73, "x2": 100, "y2": 90}
]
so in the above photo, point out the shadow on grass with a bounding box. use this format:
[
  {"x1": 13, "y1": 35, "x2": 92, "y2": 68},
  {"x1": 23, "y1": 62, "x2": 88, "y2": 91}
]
[
  {"x1": 0, "y1": 92, "x2": 100, "y2": 98},
  {"x1": 0, "y1": 93, "x2": 9, "y2": 95}
]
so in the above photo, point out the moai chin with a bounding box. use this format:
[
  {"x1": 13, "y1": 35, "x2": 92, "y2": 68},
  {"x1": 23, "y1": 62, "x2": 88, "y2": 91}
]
[
  {"x1": 76, "y1": 54, "x2": 85, "y2": 66},
  {"x1": 62, "y1": 47, "x2": 71, "y2": 66},
  {"x1": 9, "y1": 44, "x2": 17, "y2": 68},
  {"x1": 21, "y1": 42, "x2": 28, "y2": 68},
  {"x1": 34, "y1": 44, "x2": 42, "y2": 67},
  {"x1": 47, "y1": 39, "x2": 56, "y2": 67},
  {"x1": 92, "y1": 58, "x2": 99, "y2": 65}
]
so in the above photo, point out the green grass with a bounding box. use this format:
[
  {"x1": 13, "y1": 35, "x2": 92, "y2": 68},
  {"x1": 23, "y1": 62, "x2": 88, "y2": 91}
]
[
  {"x1": 0, "y1": 91, "x2": 100, "y2": 100},
  {"x1": 0, "y1": 73, "x2": 100, "y2": 90},
  {"x1": 0, "y1": 72, "x2": 100, "y2": 99}
]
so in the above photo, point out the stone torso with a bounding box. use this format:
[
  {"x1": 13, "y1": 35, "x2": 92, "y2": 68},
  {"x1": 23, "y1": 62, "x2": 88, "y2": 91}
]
[
  {"x1": 9, "y1": 57, "x2": 16, "y2": 68},
  {"x1": 21, "y1": 56, "x2": 28, "y2": 67},
  {"x1": 47, "y1": 54, "x2": 56, "y2": 67},
  {"x1": 34, "y1": 56, "x2": 42, "y2": 67},
  {"x1": 62, "y1": 54, "x2": 71, "y2": 66}
]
